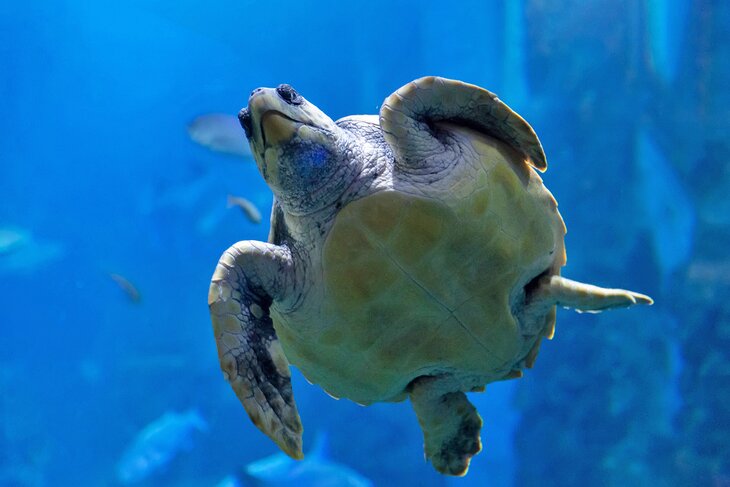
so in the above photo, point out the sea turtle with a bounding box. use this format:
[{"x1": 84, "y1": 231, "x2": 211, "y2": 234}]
[{"x1": 208, "y1": 77, "x2": 652, "y2": 475}]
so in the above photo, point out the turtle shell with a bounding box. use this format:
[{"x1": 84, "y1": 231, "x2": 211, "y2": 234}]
[{"x1": 273, "y1": 126, "x2": 567, "y2": 405}]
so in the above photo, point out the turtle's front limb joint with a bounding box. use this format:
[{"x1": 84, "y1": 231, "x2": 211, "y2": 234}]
[
  {"x1": 408, "y1": 376, "x2": 483, "y2": 476},
  {"x1": 534, "y1": 275, "x2": 653, "y2": 313},
  {"x1": 208, "y1": 241, "x2": 303, "y2": 459}
]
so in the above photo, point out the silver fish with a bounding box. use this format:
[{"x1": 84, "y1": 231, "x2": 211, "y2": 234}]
[
  {"x1": 116, "y1": 409, "x2": 207, "y2": 485},
  {"x1": 227, "y1": 195, "x2": 262, "y2": 224},
  {"x1": 188, "y1": 113, "x2": 251, "y2": 157},
  {"x1": 0, "y1": 227, "x2": 28, "y2": 255},
  {"x1": 217, "y1": 433, "x2": 373, "y2": 487},
  {"x1": 0, "y1": 226, "x2": 64, "y2": 275}
]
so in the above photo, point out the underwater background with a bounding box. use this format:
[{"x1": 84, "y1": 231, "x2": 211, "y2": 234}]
[{"x1": 1, "y1": 0, "x2": 728, "y2": 485}]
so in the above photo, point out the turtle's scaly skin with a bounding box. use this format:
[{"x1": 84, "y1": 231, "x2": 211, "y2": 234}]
[{"x1": 209, "y1": 77, "x2": 652, "y2": 476}]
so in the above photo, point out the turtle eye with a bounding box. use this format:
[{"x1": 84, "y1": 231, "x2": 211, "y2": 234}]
[{"x1": 276, "y1": 84, "x2": 303, "y2": 105}]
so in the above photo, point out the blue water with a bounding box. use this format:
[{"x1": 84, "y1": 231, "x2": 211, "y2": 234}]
[{"x1": 2, "y1": 1, "x2": 727, "y2": 486}]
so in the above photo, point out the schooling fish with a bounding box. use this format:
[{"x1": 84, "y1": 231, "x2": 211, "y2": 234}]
[
  {"x1": 115, "y1": 409, "x2": 207, "y2": 485},
  {"x1": 216, "y1": 433, "x2": 372, "y2": 487},
  {"x1": 188, "y1": 113, "x2": 251, "y2": 157},
  {"x1": 227, "y1": 195, "x2": 262, "y2": 224}
]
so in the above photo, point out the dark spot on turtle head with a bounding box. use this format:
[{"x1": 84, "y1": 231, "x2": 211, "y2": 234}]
[
  {"x1": 238, "y1": 108, "x2": 253, "y2": 138},
  {"x1": 276, "y1": 84, "x2": 303, "y2": 105}
]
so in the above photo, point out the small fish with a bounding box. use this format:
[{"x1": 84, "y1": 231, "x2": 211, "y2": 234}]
[
  {"x1": 0, "y1": 227, "x2": 29, "y2": 255},
  {"x1": 110, "y1": 273, "x2": 141, "y2": 303},
  {"x1": 227, "y1": 195, "x2": 262, "y2": 224},
  {"x1": 0, "y1": 226, "x2": 64, "y2": 275},
  {"x1": 116, "y1": 409, "x2": 207, "y2": 485},
  {"x1": 188, "y1": 113, "x2": 251, "y2": 157},
  {"x1": 217, "y1": 432, "x2": 373, "y2": 487},
  {"x1": 686, "y1": 259, "x2": 730, "y2": 286}
]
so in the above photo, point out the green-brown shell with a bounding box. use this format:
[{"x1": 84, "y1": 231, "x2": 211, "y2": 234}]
[{"x1": 275, "y1": 127, "x2": 566, "y2": 405}]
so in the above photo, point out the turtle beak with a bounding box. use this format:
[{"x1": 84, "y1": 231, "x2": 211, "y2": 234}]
[
  {"x1": 244, "y1": 88, "x2": 285, "y2": 149},
  {"x1": 240, "y1": 87, "x2": 270, "y2": 143},
  {"x1": 260, "y1": 112, "x2": 302, "y2": 148},
  {"x1": 238, "y1": 108, "x2": 253, "y2": 139}
]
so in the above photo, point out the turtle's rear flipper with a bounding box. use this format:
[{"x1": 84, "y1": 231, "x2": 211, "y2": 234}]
[
  {"x1": 208, "y1": 241, "x2": 303, "y2": 459},
  {"x1": 409, "y1": 377, "x2": 483, "y2": 476},
  {"x1": 535, "y1": 275, "x2": 653, "y2": 312}
]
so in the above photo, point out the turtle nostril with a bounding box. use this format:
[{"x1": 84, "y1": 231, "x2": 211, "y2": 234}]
[
  {"x1": 276, "y1": 84, "x2": 303, "y2": 105},
  {"x1": 250, "y1": 87, "x2": 263, "y2": 98},
  {"x1": 238, "y1": 108, "x2": 253, "y2": 138}
]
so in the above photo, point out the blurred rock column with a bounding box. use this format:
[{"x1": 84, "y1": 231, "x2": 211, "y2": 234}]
[
  {"x1": 671, "y1": 1, "x2": 730, "y2": 484},
  {"x1": 513, "y1": 1, "x2": 674, "y2": 485}
]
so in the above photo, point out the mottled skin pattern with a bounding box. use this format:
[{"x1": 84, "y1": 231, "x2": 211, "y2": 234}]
[{"x1": 209, "y1": 77, "x2": 653, "y2": 476}]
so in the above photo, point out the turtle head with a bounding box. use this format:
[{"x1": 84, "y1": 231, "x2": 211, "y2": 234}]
[{"x1": 239, "y1": 84, "x2": 355, "y2": 215}]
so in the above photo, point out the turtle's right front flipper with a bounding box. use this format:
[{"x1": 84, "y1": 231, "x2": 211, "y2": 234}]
[{"x1": 208, "y1": 241, "x2": 303, "y2": 459}]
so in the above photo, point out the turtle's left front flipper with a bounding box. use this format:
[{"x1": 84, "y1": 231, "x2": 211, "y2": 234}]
[{"x1": 208, "y1": 241, "x2": 303, "y2": 459}]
